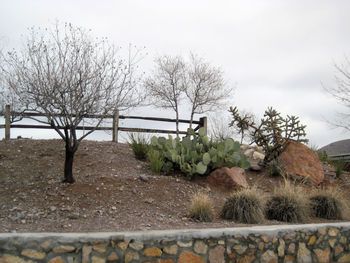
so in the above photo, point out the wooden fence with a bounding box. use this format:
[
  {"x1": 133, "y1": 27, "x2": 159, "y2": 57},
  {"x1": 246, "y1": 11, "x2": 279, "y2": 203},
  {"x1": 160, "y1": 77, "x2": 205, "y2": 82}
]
[
  {"x1": 0, "y1": 105, "x2": 207, "y2": 142},
  {"x1": 328, "y1": 153, "x2": 350, "y2": 163}
]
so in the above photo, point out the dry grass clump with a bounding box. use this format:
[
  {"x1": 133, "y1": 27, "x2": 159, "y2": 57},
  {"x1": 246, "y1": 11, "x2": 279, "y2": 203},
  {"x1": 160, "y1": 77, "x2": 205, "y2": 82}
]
[
  {"x1": 188, "y1": 191, "x2": 214, "y2": 222},
  {"x1": 309, "y1": 187, "x2": 347, "y2": 220},
  {"x1": 221, "y1": 186, "x2": 264, "y2": 224},
  {"x1": 265, "y1": 180, "x2": 308, "y2": 223}
]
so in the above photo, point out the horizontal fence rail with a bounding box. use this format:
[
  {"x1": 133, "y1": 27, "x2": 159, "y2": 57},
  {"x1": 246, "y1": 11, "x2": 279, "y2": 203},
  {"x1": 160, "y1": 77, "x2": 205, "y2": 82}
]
[
  {"x1": 0, "y1": 105, "x2": 207, "y2": 142},
  {"x1": 328, "y1": 153, "x2": 350, "y2": 162}
]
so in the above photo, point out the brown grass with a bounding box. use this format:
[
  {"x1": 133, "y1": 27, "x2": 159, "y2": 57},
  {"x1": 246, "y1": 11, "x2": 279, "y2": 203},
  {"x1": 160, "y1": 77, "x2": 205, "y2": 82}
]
[
  {"x1": 265, "y1": 179, "x2": 308, "y2": 223},
  {"x1": 309, "y1": 186, "x2": 348, "y2": 220},
  {"x1": 188, "y1": 191, "x2": 214, "y2": 222},
  {"x1": 221, "y1": 186, "x2": 265, "y2": 224}
]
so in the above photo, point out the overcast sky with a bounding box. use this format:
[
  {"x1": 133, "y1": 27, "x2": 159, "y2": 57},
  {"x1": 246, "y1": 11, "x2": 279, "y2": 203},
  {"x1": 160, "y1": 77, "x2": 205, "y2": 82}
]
[{"x1": 1, "y1": 0, "x2": 350, "y2": 147}]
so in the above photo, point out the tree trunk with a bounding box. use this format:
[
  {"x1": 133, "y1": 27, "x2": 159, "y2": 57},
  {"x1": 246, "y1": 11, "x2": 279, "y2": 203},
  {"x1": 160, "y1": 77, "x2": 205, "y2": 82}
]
[
  {"x1": 63, "y1": 144, "x2": 76, "y2": 184},
  {"x1": 189, "y1": 111, "x2": 194, "y2": 129},
  {"x1": 175, "y1": 110, "x2": 179, "y2": 137}
]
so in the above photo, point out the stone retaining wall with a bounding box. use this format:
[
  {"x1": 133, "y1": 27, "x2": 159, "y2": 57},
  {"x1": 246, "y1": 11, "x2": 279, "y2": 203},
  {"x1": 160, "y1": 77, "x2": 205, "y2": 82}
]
[{"x1": 1, "y1": 222, "x2": 350, "y2": 263}]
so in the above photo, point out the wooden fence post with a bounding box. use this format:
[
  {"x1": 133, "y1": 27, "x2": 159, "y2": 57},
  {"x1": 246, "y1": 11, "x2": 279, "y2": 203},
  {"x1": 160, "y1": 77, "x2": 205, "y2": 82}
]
[
  {"x1": 112, "y1": 109, "x2": 119, "y2": 143},
  {"x1": 5, "y1": 105, "x2": 10, "y2": 140},
  {"x1": 200, "y1": 116, "x2": 207, "y2": 136}
]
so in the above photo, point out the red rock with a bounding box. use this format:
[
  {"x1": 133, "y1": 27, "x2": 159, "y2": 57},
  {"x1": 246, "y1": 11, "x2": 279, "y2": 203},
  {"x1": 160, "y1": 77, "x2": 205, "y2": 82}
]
[
  {"x1": 207, "y1": 167, "x2": 248, "y2": 190},
  {"x1": 48, "y1": 257, "x2": 64, "y2": 263},
  {"x1": 178, "y1": 252, "x2": 205, "y2": 263},
  {"x1": 278, "y1": 140, "x2": 324, "y2": 185},
  {"x1": 143, "y1": 247, "x2": 162, "y2": 257}
]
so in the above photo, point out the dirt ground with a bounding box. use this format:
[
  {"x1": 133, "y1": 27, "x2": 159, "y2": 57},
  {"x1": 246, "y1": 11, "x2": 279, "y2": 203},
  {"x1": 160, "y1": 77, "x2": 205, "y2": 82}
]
[{"x1": 0, "y1": 139, "x2": 349, "y2": 233}]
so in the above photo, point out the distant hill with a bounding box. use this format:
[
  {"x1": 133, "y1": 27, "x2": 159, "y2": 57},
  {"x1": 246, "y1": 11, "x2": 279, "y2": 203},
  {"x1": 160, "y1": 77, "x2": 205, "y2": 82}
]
[{"x1": 320, "y1": 139, "x2": 350, "y2": 156}]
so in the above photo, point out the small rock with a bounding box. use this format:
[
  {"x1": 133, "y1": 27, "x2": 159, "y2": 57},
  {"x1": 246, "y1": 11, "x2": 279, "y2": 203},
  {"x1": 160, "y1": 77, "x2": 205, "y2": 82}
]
[
  {"x1": 164, "y1": 245, "x2": 178, "y2": 255},
  {"x1": 139, "y1": 174, "x2": 149, "y2": 182},
  {"x1": 244, "y1": 148, "x2": 254, "y2": 157},
  {"x1": 253, "y1": 151, "x2": 265, "y2": 160},
  {"x1": 53, "y1": 245, "x2": 75, "y2": 253},
  {"x1": 194, "y1": 241, "x2": 208, "y2": 254},
  {"x1": 143, "y1": 247, "x2": 162, "y2": 257},
  {"x1": 250, "y1": 164, "x2": 263, "y2": 171},
  {"x1": 261, "y1": 250, "x2": 277, "y2": 263},
  {"x1": 10, "y1": 207, "x2": 21, "y2": 212},
  {"x1": 49, "y1": 206, "x2": 57, "y2": 212},
  {"x1": 145, "y1": 198, "x2": 154, "y2": 204},
  {"x1": 67, "y1": 213, "x2": 79, "y2": 219},
  {"x1": 21, "y1": 249, "x2": 46, "y2": 260},
  {"x1": 209, "y1": 246, "x2": 225, "y2": 263}
]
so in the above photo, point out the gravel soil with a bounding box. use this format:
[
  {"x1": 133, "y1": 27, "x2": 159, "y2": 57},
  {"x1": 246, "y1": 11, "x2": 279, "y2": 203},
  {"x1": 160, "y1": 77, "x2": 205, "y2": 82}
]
[{"x1": 0, "y1": 139, "x2": 349, "y2": 233}]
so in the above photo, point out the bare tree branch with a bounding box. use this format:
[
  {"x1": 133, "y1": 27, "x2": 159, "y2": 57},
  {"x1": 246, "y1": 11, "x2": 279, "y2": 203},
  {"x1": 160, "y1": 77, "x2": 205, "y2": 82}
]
[
  {"x1": 144, "y1": 55, "x2": 186, "y2": 136},
  {"x1": 324, "y1": 56, "x2": 350, "y2": 132},
  {"x1": 186, "y1": 53, "x2": 234, "y2": 128},
  {"x1": 1, "y1": 22, "x2": 144, "y2": 183}
]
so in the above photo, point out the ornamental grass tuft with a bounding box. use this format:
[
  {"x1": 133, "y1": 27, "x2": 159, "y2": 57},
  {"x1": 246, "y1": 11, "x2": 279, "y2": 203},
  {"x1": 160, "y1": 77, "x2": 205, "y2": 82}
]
[
  {"x1": 188, "y1": 191, "x2": 214, "y2": 222},
  {"x1": 221, "y1": 186, "x2": 264, "y2": 224},
  {"x1": 265, "y1": 180, "x2": 307, "y2": 223}
]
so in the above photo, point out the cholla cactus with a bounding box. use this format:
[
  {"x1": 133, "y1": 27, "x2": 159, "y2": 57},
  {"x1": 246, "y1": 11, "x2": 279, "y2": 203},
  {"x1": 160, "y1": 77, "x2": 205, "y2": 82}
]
[{"x1": 229, "y1": 106, "x2": 308, "y2": 163}]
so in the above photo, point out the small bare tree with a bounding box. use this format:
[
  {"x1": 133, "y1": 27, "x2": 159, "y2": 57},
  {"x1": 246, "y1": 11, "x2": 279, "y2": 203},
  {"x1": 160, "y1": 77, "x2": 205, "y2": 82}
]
[
  {"x1": 209, "y1": 114, "x2": 235, "y2": 141},
  {"x1": 186, "y1": 53, "x2": 233, "y2": 128},
  {"x1": 144, "y1": 55, "x2": 186, "y2": 135},
  {"x1": 324, "y1": 57, "x2": 350, "y2": 131},
  {"x1": 0, "y1": 72, "x2": 25, "y2": 123},
  {"x1": 2, "y1": 23, "x2": 143, "y2": 183}
]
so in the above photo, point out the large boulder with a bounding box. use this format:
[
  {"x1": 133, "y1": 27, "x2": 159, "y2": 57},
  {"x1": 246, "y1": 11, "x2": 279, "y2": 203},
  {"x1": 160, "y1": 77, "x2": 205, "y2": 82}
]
[
  {"x1": 278, "y1": 140, "x2": 324, "y2": 185},
  {"x1": 207, "y1": 167, "x2": 249, "y2": 190}
]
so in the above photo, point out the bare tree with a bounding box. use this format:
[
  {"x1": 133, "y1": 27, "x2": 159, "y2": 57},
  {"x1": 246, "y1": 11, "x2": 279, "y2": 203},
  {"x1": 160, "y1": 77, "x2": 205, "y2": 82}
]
[
  {"x1": 0, "y1": 67, "x2": 25, "y2": 123},
  {"x1": 324, "y1": 57, "x2": 350, "y2": 131},
  {"x1": 208, "y1": 114, "x2": 235, "y2": 142},
  {"x1": 186, "y1": 53, "x2": 233, "y2": 128},
  {"x1": 2, "y1": 22, "x2": 143, "y2": 183},
  {"x1": 209, "y1": 109, "x2": 255, "y2": 143},
  {"x1": 144, "y1": 55, "x2": 186, "y2": 135}
]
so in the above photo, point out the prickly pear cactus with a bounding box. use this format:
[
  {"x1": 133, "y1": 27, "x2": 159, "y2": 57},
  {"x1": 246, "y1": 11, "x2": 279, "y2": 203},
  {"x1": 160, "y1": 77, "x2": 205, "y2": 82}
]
[{"x1": 149, "y1": 127, "x2": 250, "y2": 179}]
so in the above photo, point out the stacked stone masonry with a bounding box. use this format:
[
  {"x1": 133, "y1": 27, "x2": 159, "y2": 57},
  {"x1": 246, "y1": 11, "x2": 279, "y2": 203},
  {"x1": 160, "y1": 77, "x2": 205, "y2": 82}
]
[{"x1": 1, "y1": 223, "x2": 350, "y2": 262}]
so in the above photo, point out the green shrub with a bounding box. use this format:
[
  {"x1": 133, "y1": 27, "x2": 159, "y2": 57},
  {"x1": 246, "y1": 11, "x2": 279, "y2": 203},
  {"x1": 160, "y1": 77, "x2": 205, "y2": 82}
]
[
  {"x1": 332, "y1": 160, "x2": 345, "y2": 178},
  {"x1": 266, "y1": 159, "x2": 283, "y2": 177},
  {"x1": 128, "y1": 133, "x2": 149, "y2": 160},
  {"x1": 221, "y1": 187, "x2": 264, "y2": 224},
  {"x1": 310, "y1": 188, "x2": 346, "y2": 219},
  {"x1": 317, "y1": 150, "x2": 329, "y2": 163},
  {"x1": 265, "y1": 180, "x2": 307, "y2": 222},
  {"x1": 188, "y1": 192, "x2": 214, "y2": 222},
  {"x1": 147, "y1": 149, "x2": 164, "y2": 174}
]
